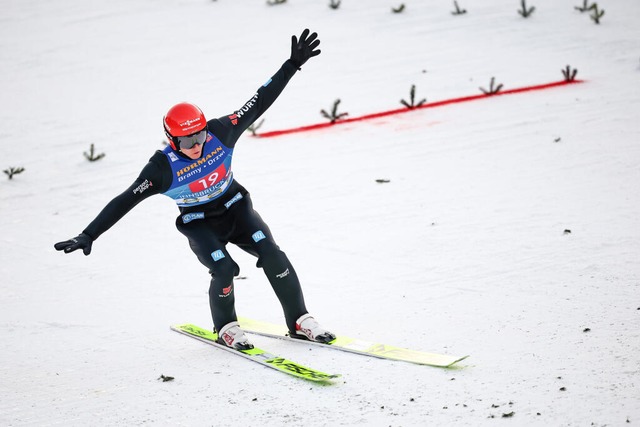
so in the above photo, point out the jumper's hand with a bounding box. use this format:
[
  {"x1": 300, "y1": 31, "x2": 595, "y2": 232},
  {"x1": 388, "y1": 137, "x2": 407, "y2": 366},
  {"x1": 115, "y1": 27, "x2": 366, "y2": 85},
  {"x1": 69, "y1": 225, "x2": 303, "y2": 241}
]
[
  {"x1": 290, "y1": 28, "x2": 321, "y2": 68},
  {"x1": 54, "y1": 233, "x2": 93, "y2": 256}
]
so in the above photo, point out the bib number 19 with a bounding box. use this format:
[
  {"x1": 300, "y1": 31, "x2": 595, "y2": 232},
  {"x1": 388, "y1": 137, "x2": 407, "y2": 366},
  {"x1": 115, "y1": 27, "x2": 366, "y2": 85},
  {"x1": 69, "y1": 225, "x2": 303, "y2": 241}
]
[{"x1": 188, "y1": 169, "x2": 222, "y2": 192}]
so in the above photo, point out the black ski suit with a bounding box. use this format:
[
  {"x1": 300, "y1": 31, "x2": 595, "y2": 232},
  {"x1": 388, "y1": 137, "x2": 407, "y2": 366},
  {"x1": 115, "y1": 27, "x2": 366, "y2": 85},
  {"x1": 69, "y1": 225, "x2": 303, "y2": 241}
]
[{"x1": 82, "y1": 60, "x2": 308, "y2": 332}]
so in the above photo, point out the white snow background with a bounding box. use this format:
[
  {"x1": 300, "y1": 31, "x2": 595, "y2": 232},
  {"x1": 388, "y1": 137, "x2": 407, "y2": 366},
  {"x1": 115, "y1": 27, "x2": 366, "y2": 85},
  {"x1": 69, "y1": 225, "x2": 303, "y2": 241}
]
[{"x1": 1, "y1": 0, "x2": 639, "y2": 425}]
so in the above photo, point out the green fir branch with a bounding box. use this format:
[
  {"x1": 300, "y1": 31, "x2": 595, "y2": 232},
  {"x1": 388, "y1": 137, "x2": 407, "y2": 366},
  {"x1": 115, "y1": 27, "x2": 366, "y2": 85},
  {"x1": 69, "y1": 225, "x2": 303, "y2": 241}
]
[
  {"x1": 3, "y1": 167, "x2": 25, "y2": 180},
  {"x1": 392, "y1": 4, "x2": 405, "y2": 13},
  {"x1": 247, "y1": 119, "x2": 265, "y2": 136},
  {"x1": 518, "y1": 0, "x2": 535, "y2": 17},
  {"x1": 452, "y1": 1, "x2": 467, "y2": 15},
  {"x1": 329, "y1": 0, "x2": 341, "y2": 9},
  {"x1": 590, "y1": 4, "x2": 604, "y2": 24},
  {"x1": 479, "y1": 77, "x2": 503, "y2": 95},
  {"x1": 84, "y1": 144, "x2": 106, "y2": 162},
  {"x1": 320, "y1": 99, "x2": 349, "y2": 123},
  {"x1": 562, "y1": 65, "x2": 578, "y2": 82},
  {"x1": 400, "y1": 85, "x2": 427, "y2": 109},
  {"x1": 575, "y1": 0, "x2": 597, "y2": 12}
]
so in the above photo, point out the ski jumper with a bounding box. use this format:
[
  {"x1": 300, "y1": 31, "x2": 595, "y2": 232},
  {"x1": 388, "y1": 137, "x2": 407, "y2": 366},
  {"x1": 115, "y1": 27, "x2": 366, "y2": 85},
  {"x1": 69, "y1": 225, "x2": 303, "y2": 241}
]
[{"x1": 82, "y1": 60, "x2": 308, "y2": 332}]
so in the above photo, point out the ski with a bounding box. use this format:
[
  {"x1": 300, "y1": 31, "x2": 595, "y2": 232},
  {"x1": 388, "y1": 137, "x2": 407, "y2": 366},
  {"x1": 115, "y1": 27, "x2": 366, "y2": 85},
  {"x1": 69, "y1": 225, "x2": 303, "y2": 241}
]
[
  {"x1": 170, "y1": 323, "x2": 340, "y2": 383},
  {"x1": 238, "y1": 317, "x2": 469, "y2": 368}
]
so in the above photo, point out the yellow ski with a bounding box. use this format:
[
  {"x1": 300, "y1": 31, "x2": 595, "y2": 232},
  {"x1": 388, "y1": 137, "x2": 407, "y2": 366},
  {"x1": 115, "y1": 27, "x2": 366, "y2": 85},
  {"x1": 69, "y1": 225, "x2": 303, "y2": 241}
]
[
  {"x1": 238, "y1": 317, "x2": 469, "y2": 368},
  {"x1": 170, "y1": 323, "x2": 340, "y2": 383}
]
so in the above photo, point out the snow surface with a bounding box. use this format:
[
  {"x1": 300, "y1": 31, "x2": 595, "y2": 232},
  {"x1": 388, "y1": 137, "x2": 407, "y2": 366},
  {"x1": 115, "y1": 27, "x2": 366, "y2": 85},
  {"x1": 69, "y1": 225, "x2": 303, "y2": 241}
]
[{"x1": 1, "y1": 0, "x2": 639, "y2": 425}]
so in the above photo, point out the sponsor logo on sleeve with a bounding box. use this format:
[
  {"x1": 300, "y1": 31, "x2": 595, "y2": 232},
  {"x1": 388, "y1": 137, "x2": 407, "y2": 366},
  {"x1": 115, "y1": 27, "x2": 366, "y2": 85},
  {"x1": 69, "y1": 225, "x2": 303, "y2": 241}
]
[
  {"x1": 234, "y1": 93, "x2": 259, "y2": 119},
  {"x1": 133, "y1": 179, "x2": 153, "y2": 195},
  {"x1": 228, "y1": 114, "x2": 238, "y2": 126}
]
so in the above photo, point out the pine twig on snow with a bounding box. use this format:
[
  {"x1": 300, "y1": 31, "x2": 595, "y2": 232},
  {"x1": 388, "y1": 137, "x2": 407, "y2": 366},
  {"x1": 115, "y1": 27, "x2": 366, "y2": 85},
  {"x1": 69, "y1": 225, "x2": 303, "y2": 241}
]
[
  {"x1": 575, "y1": 0, "x2": 597, "y2": 12},
  {"x1": 84, "y1": 144, "x2": 106, "y2": 162},
  {"x1": 479, "y1": 77, "x2": 503, "y2": 95},
  {"x1": 561, "y1": 65, "x2": 578, "y2": 82},
  {"x1": 518, "y1": 0, "x2": 535, "y2": 17},
  {"x1": 3, "y1": 167, "x2": 25, "y2": 180},
  {"x1": 452, "y1": 1, "x2": 467, "y2": 15},
  {"x1": 320, "y1": 99, "x2": 349, "y2": 123},
  {"x1": 247, "y1": 119, "x2": 265, "y2": 136},
  {"x1": 590, "y1": 4, "x2": 605, "y2": 24},
  {"x1": 400, "y1": 85, "x2": 427, "y2": 109}
]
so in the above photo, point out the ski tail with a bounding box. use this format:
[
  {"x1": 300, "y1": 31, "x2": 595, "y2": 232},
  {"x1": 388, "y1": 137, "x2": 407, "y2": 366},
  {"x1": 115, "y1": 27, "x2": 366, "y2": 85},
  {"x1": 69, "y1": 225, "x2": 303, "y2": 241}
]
[{"x1": 238, "y1": 317, "x2": 469, "y2": 368}]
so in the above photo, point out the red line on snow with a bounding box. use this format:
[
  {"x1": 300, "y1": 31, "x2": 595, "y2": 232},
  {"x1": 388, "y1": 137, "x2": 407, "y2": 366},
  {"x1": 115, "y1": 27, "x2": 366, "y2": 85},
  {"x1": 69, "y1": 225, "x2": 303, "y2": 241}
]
[{"x1": 255, "y1": 79, "x2": 584, "y2": 138}]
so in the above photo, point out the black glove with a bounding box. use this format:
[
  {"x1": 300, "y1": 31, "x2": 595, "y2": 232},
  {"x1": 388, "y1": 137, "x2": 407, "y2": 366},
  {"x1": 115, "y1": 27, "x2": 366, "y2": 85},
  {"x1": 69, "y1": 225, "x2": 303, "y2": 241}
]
[
  {"x1": 54, "y1": 233, "x2": 94, "y2": 256},
  {"x1": 289, "y1": 28, "x2": 321, "y2": 68}
]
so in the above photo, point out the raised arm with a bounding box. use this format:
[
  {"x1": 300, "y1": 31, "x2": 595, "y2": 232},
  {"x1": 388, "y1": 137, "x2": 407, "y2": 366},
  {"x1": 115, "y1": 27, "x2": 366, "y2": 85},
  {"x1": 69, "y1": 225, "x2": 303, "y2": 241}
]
[{"x1": 211, "y1": 29, "x2": 321, "y2": 145}]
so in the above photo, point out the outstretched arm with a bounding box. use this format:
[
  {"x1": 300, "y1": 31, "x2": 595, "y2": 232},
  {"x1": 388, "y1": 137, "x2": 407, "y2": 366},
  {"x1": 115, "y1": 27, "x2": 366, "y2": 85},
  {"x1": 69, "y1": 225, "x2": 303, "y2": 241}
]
[
  {"x1": 54, "y1": 187, "x2": 149, "y2": 256},
  {"x1": 54, "y1": 158, "x2": 166, "y2": 255},
  {"x1": 212, "y1": 29, "x2": 322, "y2": 144}
]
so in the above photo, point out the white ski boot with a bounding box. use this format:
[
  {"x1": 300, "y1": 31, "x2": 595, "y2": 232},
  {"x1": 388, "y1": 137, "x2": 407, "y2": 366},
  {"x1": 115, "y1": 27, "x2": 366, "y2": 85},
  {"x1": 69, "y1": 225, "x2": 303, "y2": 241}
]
[
  {"x1": 217, "y1": 321, "x2": 254, "y2": 350},
  {"x1": 293, "y1": 314, "x2": 336, "y2": 343}
]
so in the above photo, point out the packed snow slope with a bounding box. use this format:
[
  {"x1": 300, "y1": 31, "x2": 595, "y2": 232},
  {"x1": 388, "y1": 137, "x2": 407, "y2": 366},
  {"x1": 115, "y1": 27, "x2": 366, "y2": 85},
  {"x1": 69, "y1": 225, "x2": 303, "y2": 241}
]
[{"x1": 1, "y1": 0, "x2": 639, "y2": 425}]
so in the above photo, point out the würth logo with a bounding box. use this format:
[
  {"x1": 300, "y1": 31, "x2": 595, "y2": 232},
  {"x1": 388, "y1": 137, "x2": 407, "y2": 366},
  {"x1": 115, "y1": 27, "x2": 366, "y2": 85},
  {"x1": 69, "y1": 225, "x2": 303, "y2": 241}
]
[
  {"x1": 234, "y1": 93, "x2": 259, "y2": 120},
  {"x1": 228, "y1": 114, "x2": 238, "y2": 125}
]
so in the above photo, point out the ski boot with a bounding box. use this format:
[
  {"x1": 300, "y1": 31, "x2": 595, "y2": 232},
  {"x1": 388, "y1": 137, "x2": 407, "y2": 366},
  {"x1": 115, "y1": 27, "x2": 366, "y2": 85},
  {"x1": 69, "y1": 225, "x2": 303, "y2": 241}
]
[
  {"x1": 217, "y1": 321, "x2": 254, "y2": 350},
  {"x1": 291, "y1": 314, "x2": 336, "y2": 343}
]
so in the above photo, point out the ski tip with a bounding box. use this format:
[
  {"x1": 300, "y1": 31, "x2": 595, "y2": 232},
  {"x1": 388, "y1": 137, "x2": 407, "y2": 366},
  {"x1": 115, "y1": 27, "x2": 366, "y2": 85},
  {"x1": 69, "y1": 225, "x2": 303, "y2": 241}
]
[
  {"x1": 317, "y1": 373, "x2": 342, "y2": 383},
  {"x1": 297, "y1": 372, "x2": 342, "y2": 383},
  {"x1": 444, "y1": 355, "x2": 470, "y2": 368}
]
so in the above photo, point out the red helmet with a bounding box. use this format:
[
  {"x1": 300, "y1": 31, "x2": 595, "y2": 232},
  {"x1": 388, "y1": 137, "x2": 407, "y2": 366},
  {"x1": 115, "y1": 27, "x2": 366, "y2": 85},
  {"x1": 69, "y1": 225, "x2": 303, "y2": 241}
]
[{"x1": 163, "y1": 102, "x2": 207, "y2": 150}]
